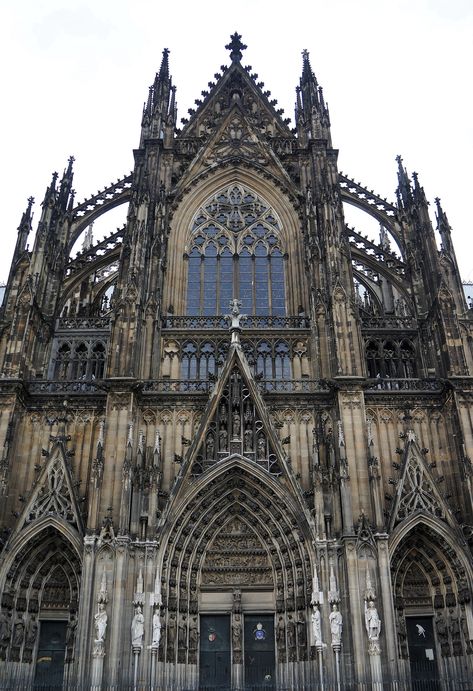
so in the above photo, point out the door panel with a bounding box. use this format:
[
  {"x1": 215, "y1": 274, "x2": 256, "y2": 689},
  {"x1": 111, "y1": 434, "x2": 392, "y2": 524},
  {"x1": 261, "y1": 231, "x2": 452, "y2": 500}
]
[
  {"x1": 200, "y1": 615, "x2": 231, "y2": 690},
  {"x1": 244, "y1": 615, "x2": 275, "y2": 689},
  {"x1": 34, "y1": 620, "x2": 67, "y2": 689},
  {"x1": 406, "y1": 616, "x2": 440, "y2": 691}
]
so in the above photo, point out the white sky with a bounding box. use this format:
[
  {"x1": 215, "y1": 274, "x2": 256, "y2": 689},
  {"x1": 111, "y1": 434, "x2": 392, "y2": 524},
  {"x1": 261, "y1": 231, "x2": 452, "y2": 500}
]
[{"x1": 0, "y1": 0, "x2": 472, "y2": 283}]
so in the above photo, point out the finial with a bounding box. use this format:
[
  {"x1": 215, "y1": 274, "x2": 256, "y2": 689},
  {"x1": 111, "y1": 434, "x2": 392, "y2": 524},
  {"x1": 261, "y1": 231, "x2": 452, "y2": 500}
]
[
  {"x1": 225, "y1": 32, "x2": 247, "y2": 62},
  {"x1": 159, "y1": 48, "x2": 170, "y2": 78},
  {"x1": 225, "y1": 298, "x2": 246, "y2": 344}
]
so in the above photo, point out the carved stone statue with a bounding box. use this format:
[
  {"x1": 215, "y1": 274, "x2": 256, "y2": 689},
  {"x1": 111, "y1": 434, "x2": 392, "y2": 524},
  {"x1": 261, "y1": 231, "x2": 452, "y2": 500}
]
[
  {"x1": 297, "y1": 613, "x2": 307, "y2": 647},
  {"x1": 66, "y1": 615, "x2": 77, "y2": 648},
  {"x1": 219, "y1": 427, "x2": 228, "y2": 450},
  {"x1": 94, "y1": 602, "x2": 108, "y2": 643},
  {"x1": 178, "y1": 614, "x2": 187, "y2": 648},
  {"x1": 329, "y1": 604, "x2": 343, "y2": 646},
  {"x1": 12, "y1": 616, "x2": 25, "y2": 646},
  {"x1": 151, "y1": 610, "x2": 161, "y2": 648},
  {"x1": 205, "y1": 434, "x2": 215, "y2": 459},
  {"x1": 131, "y1": 605, "x2": 145, "y2": 647},
  {"x1": 0, "y1": 610, "x2": 11, "y2": 649},
  {"x1": 364, "y1": 600, "x2": 381, "y2": 640},
  {"x1": 26, "y1": 615, "x2": 38, "y2": 646},
  {"x1": 257, "y1": 436, "x2": 266, "y2": 459},
  {"x1": 311, "y1": 605, "x2": 324, "y2": 646},
  {"x1": 232, "y1": 614, "x2": 242, "y2": 650},
  {"x1": 189, "y1": 617, "x2": 198, "y2": 650},
  {"x1": 276, "y1": 616, "x2": 285, "y2": 649}
]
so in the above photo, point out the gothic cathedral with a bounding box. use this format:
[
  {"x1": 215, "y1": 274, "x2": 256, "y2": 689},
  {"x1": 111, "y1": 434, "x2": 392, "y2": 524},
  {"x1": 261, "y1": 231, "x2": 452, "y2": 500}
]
[{"x1": 1, "y1": 34, "x2": 473, "y2": 690}]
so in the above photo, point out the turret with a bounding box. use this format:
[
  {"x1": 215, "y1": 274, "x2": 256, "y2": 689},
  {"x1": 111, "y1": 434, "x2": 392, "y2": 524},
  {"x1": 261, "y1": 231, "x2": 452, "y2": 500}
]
[{"x1": 435, "y1": 197, "x2": 467, "y2": 312}]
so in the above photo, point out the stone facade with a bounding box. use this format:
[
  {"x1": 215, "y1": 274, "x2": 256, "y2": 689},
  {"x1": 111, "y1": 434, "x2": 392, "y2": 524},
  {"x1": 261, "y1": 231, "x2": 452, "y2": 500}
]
[{"x1": 1, "y1": 33, "x2": 473, "y2": 690}]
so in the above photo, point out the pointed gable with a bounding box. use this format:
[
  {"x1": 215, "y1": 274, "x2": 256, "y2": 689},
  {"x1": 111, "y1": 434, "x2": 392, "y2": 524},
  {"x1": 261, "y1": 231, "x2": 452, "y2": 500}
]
[
  {"x1": 389, "y1": 430, "x2": 456, "y2": 531},
  {"x1": 13, "y1": 436, "x2": 84, "y2": 536}
]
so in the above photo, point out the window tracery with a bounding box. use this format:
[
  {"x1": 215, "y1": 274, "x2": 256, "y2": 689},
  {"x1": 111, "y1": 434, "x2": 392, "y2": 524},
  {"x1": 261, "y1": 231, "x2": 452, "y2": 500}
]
[
  {"x1": 186, "y1": 185, "x2": 286, "y2": 316},
  {"x1": 365, "y1": 337, "x2": 417, "y2": 381}
]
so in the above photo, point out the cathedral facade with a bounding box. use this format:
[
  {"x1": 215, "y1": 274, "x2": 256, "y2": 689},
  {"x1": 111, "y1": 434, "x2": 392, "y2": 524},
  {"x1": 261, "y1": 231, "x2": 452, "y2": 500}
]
[{"x1": 1, "y1": 34, "x2": 473, "y2": 690}]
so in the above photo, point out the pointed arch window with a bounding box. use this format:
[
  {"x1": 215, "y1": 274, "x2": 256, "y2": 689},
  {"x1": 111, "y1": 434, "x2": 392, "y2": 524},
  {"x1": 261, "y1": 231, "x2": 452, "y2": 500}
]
[{"x1": 185, "y1": 185, "x2": 286, "y2": 316}]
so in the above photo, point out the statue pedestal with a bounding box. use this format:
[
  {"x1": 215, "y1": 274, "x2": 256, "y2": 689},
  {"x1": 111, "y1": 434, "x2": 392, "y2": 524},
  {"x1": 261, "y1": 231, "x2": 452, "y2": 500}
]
[
  {"x1": 315, "y1": 644, "x2": 325, "y2": 690},
  {"x1": 368, "y1": 643, "x2": 383, "y2": 691},
  {"x1": 132, "y1": 645, "x2": 142, "y2": 691},
  {"x1": 91, "y1": 645, "x2": 105, "y2": 691},
  {"x1": 332, "y1": 644, "x2": 341, "y2": 691}
]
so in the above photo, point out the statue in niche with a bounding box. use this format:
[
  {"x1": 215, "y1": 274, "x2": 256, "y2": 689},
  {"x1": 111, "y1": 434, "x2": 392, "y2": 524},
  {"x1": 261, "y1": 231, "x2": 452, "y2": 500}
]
[
  {"x1": 244, "y1": 427, "x2": 252, "y2": 451},
  {"x1": 364, "y1": 600, "x2": 381, "y2": 640},
  {"x1": 131, "y1": 605, "x2": 145, "y2": 647},
  {"x1": 276, "y1": 616, "x2": 285, "y2": 649},
  {"x1": 286, "y1": 614, "x2": 296, "y2": 649},
  {"x1": 329, "y1": 604, "x2": 343, "y2": 646},
  {"x1": 232, "y1": 409, "x2": 241, "y2": 437},
  {"x1": 297, "y1": 613, "x2": 307, "y2": 647},
  {"x1": 219, "y1": 427, "x2": 228, "y2": 450},
  {"x1": 205, "y1": 434, "x2": 215, "y2": 459},
  {"x1": 94, "y1": 602, "x2": 108, "y2": 643},
  {"x1": 178, "y1": 614, "x2": 187, "y2": 648},
  {"x1": 168, "y1": 613, "x2": 177, "y2": 648},
  {"x1": 257, "y1": 436, "x2": 266, "y2": 459},
  {"x1": 26, "y1": 615, "x2": 38, "y2": 646},
  {"x1": 311, "y1": 605, "x2": 324, "y2": 647},
  {"x1": 151, "y1": 610, "x2": 161, "y2": 648},
  {"x1": 12, "y1": 616, "x2": 25, "y2": 647},
  {"x1": 0, "y1": 610, "x2": 11, "y2": 650},
  {"x1": 189, "y1": 617, "x2": 198, "y2": 650}
]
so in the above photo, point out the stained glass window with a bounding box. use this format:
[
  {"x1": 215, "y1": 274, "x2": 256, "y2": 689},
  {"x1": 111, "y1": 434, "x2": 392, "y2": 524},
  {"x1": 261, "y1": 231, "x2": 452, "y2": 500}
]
[{"x1": 186, "y1": 185, "x2": 286, "y2": 315}]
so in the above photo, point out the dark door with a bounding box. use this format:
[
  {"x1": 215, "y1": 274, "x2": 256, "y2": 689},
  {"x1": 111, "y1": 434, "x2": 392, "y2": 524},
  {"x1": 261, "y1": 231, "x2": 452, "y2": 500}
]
[
  {"x1": 200, "y1": 615, "x2": 231, "y2": 690},
  {"x1": 244, "y1": 615, "x2": 275, "y2": 690},
  {"x1": 33, "y1": 620, "x2": 67, "y2": 689},
  {"x1": 406, "y1": 616, "x2": 440, "y2": 691}
]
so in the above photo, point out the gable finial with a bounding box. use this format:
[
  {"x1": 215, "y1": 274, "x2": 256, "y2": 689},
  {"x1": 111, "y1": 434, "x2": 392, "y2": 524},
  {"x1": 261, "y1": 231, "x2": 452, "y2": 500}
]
[{"x1": 226, "y1": 32, "x2": 247, "y2": 63}]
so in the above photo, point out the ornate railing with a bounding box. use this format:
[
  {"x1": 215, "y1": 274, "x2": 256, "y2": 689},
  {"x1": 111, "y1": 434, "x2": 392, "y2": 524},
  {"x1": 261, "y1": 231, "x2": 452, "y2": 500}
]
[
  {"x1": 360, "y1": 315, "x2": 417, "y2": 330},
  {"x1": 256, "y1": 379, "x2": 331, "y2": 393},
  {"x1": 28, "y1": 380, "x2": 102, "y2": 393},
  {"x1": 141, "y1": 379, "x2": 330, "y2": 394},
  {"x1": 142, "y1": 380, "x2": 214, "y2": 393},
  {"x1": 365, "y1": 378, "x2": 443, "y2": 392},
  {"x1": 56, "y1": 317, "x2": 112, "y2": 331},
  {"x1": 162, "y1": 315, "x2": 310, "y2": 330}
]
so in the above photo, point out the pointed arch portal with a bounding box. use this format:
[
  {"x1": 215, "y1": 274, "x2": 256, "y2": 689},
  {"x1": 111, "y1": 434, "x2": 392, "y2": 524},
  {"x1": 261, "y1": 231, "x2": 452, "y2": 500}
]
[{"x1": 159, "y1": 459, "x2": 313, "y2": 687}]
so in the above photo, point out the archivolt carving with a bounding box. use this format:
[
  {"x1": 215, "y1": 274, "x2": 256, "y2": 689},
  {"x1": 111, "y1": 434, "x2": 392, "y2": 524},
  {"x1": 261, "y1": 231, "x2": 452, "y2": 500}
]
[{"x1": 159, "y1": 462, "x2": 313, "y2": 665}]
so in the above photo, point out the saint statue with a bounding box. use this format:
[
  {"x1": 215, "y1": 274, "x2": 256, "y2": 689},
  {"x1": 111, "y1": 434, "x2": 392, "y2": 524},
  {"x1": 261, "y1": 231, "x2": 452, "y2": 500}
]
[
  {"x1": 311, "y1": 605, "x2": 324, "y2": 647},
  {"x1": 131, "y1": 605, "x2": 145, "y2": 647},
  {"x1": 329, "y1": 604, "x2": 343, "y2": 646},
  {"x1": 364, "y1": 600, "x2": 381, "y2": 640},
  {"x1": 151, "y1": 610, "x2": 161, "y2": 648},
  {"x1": 94, "y1": 602, "x2": 108, "y2": 643}
]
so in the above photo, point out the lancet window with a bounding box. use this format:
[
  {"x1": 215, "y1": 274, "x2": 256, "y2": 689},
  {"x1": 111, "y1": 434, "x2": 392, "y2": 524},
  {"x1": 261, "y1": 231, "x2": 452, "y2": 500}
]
[{"x1": 186, "y1": 185, "x2": 286, "y2": 316}]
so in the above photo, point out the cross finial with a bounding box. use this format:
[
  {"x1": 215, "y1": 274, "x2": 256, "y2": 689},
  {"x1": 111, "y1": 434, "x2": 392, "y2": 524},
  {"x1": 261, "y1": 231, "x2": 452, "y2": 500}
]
[{"x1": 225, "y1": 32, "x2": 247, "y2": 62}]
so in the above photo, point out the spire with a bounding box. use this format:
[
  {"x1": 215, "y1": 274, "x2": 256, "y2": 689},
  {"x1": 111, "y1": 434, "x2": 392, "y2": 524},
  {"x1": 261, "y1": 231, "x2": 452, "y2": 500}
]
[
  {"x1": 225, "y1": 32, "x2": 247, "y2": 63},
  {"x1": 296, "y1": 49, "x2": 330, "y2": 142},
  {"x1": 141, "y1": 48, "x2": 175, "y2": 144},
  {"x1": 395, "y1": 155, "x2": 412, "y2": 209}
]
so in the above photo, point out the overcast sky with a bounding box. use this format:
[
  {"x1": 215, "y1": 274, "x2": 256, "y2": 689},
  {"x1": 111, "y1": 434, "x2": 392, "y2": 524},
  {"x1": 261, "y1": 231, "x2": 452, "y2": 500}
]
[{"x1": 0, "y1": 0, "x2": 471, "y2": 284}]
